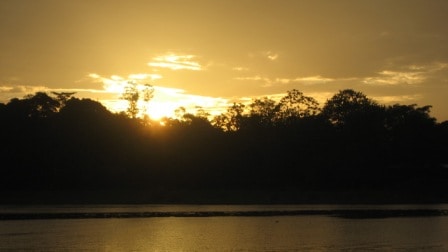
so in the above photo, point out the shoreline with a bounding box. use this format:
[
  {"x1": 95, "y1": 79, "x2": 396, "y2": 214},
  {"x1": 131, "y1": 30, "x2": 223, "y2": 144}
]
[
  {"x1": 2, "y1": 190, "x2": 448, "y2": 205},
  {"x1": 1, "y1": 209, "x2": 448, "y2": 220}
]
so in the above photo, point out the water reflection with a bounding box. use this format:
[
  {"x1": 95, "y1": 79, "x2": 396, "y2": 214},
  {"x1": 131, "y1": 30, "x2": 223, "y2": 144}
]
[
  {"x1": 1, "y1": 204, "x2": 448, "y2": 220},
  {"x1": 0, "y1": 205, "x2": 448, "y2": 251}
]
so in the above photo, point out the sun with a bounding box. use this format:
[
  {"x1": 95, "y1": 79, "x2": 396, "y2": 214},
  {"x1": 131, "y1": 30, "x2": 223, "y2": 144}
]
[
  {"x1": 99, "y1": 87, "x2": 228, "y2": 121},
  {"x1": 143, "y1": 100, "x2": 178, "y2": 120},
  {"x1": 89, "y1": 73, "x2": 229, "y2": 121},
  {"x1": 100, "y1": 99, "x2": 178, "y2": 121}
]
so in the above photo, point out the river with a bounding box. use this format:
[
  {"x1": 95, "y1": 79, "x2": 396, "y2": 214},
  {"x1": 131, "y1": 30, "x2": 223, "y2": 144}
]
[{"x1": 1, "y1": 204, "x2": 447, "y2": 251}]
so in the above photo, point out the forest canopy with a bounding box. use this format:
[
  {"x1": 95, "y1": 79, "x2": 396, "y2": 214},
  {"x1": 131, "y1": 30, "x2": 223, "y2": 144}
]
[{"x1": 1, "y1": 89, "x2": 447, "y2": 204}]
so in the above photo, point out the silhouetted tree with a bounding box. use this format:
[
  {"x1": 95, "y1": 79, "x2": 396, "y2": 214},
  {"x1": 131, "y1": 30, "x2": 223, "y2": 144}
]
[
  {"x1": 2, "y1": 88, "x2": 448, "y2": 203},
  {"x1": 51, "y1": 91, "x2": 76, "y2": 110},
  {"x1": 212, "y1": 102, "x2": 245, "y2": 131},
  {"x1": 58, "y1": 97, "x2": 113, "y2": 121},
  {"x1": 0, "y1": 92, "x2": 61, "y2": 122},
  {"x1": 383, "y1": 104, "x2": 437, "y2": 167},
  {"x1": 121, "y1": 82, "x2": 154, "y2": 119},
  {"x1": 121, "y1": 82, "x2": 140, "y2": 118},
  {"x1": 385, "y1": 104, "x2": 435, "y2": 133},
  {"x1": 247, "y1": 97, "x2": 278, "y2": 128},
  {"x1": 0, "y1": 102, "x2": 6, "y2": 114},
  {"x1": 277, "y1": 89, "x2": 320, "y2": 120},
  {"x1": 141, "y1": 84, "x2": 154, "y2": 121},
  {"x1": 322, "y1": 89, "x2": 382, "y2": 127}
]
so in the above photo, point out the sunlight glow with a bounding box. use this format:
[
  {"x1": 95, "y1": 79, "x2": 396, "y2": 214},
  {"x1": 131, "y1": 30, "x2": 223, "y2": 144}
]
[
  {"x1": 147, "y1": 87, "x2": 229, "y2": 120},
  {"x1": 87, "y1": 73, "x2": 228, "y2": 120}
]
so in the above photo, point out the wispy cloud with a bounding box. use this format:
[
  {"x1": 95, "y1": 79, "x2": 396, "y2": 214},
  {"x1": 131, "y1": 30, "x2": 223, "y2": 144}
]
[
  {"x1": 128, "y1": 73, "x2": 162, "y2": 81},
  {"x1": 264, "y1": 51, "x2": 279, "y2": 61},
  {"x1": 363, "y1": 63, "x2": 448, "y2": 86},
  {"x1": 0, "y1": 85, "x2": 46, "y2": 102},
  {"x1": 148, "y1": 54, "x2": 202, "y2": 71},
  {"x1": 235, "y1": 75, "x2": 334, "y2": 87},
  {"x1": 0, "y1": 84, "x2": 107, "y2": 103},
  {"x1": 232, "y1": 66, "x2": 249, "y2": 71},
  {"x1": 363, "y1": 70, "x2": 425, "y2": 85},
  {"x1": 247, "y1": 51, "x2": 279, "y2": 61},
  {"x1": 372, "y1": 94, "x2": 423, "y2": 104},
  {"x1": 0, "y1": 85, "x2": 47, "y2": 94},
  {"x1": 235, "y1": 75, "x2": 269, "y2": 82},
  {"x1": 234, "y1": 75, "x2": 274, "y2": 87},
  {"x1": 88, "y1": 73, "x2": 127, "y2": 94},
  {"x1": 235, "y1": 62, "x2": 448, "y2": 90},
  {"x1": 273, "y1": 76, "x2": 335, "y2": 86}
]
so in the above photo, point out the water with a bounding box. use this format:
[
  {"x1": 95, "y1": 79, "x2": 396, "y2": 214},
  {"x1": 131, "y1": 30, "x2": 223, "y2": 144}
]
[{"x1": 1, "y1": 205, "x2": 448, "y2": 251}]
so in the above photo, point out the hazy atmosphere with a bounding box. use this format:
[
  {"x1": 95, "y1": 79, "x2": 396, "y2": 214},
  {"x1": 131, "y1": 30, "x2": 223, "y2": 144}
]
[
  {"x1": 1, "y1": 0, "x2": 448, "y2": 120},
  {"x1": 2, "y1": 2, "x2": 448, "y2": 250}
]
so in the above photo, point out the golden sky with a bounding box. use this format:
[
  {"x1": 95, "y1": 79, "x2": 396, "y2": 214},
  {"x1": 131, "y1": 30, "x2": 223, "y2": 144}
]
[{"x1": 1, "y1": 0, "x2": 448, "y2": 120}]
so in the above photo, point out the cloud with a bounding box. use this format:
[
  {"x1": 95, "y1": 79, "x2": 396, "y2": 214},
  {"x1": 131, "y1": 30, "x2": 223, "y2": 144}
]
[
  {"x1": 363, "y1": 63, "x2": 448, "y2": 86},
  {"x1": 363, "y1": 70, "x2": 425, "y2": 85},
  {"x1": 0, "y1": 84, "x2": 107, "y2": 104},
  {"x1": 128, "y1": 73, "x2": 162, "y2": 81},
  {"x1": 247, "y1": 51, "x2": 279, "y2": 61},
  {"x1": 0, "y1": 85, "x2": 46, "y2": 94},
  {"x1": 232, "y1": 67, "x2": 249, "y2": 71},
  {"x1": 235, "y1": 75, "x2": 268, "y2": 82},
  {"x1": 234, "y1": 75, "x2": 274, "y2": 87},
  {"x1": 148, "y1": 54, "x2": 202, "y2": 71},
  {"x1": 291, "y1": 76, "x2": 335, "y2": 85},
  {"x1": 372, "y1": 94, "x2": 423, "y2": 104},
  {"x1": 235, "y1": 75, "x2": 334, "y2": 87},
  {"x1": 0, "y1": 85, "x2": 48, "y2": 102},
  {"x1": 88, "y1": 73, "x2": 126, "y2": 94},
  {"x1": 264, "y1": 51, "x2": 279, "y2": 61}
]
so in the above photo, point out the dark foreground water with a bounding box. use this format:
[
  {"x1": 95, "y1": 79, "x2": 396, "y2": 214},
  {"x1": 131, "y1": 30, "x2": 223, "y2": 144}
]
[{"x1": 1, "y1": 205, "x2": 448, "y2": 251}]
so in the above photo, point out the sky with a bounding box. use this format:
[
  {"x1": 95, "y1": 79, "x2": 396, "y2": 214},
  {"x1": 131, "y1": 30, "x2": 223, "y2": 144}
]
[{"x1": 1, "y1": 0, "x2": 448, "y2": 121}]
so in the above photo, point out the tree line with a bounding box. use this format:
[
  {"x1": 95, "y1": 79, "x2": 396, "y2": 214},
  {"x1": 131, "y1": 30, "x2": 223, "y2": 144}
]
[{"x1": 1, "y1": 89, "x2": 447, "y2": 203}]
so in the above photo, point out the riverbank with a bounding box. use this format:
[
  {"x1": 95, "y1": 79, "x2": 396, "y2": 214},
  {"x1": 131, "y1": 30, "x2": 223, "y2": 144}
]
[{"x1": 2, "y1": 189, "x2": 448, "y2": 205}]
